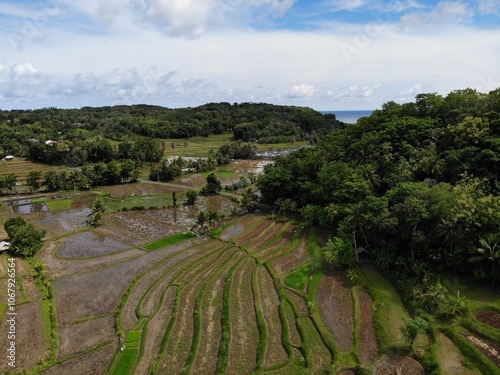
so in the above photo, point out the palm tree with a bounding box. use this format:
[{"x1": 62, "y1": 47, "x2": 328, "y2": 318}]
[
  {"x1": 469, "y1": 236, "x2": 500, "y2": 287},
  {"x1": 196, "y1": 211, "x2": 208, "y2": 233}
]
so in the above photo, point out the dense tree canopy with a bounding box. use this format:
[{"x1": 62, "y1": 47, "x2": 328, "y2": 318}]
[
  {"x1": 259, "y1": 88, "x2": 500, "y2": 288},
  {"x1": 0, "y1": 103, "x2": 339, "y2": 165}
]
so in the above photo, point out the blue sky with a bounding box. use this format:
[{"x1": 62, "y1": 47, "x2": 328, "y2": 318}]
[{"x1": 0, "y1": 0, "x2": 499, "y2": 110}]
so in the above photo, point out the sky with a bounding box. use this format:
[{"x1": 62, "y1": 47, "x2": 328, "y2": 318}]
[{"x1": 0, "y1": 0, "x2": 499, "y2": 111}]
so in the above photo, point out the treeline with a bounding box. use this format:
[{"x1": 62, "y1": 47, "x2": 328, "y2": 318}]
[
  {"x1": 149, "y1": 140, "x2": 257, "y2": 182},
  {"x1": 0, "y1": 103, "x2": 340, "y2": 163},
  {"x1": 26, "y1": 160, "x2": 139, "y2": 192},
  {"x1": 258, "y1": 88, "x2": 500, "y2": 287}
]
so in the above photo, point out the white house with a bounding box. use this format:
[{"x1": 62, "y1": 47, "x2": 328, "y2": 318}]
[{"x1": 3, "y1": 155, "x2": 14, "y2": 160}]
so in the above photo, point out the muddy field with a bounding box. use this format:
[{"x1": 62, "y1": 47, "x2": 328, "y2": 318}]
[
  {"x1": 58, "y1": 231, "x2": 130, "y2": 258},
  {"x1": 3, "y1": 186, "x2": 478, "y2": 375},
  {"x1": 316, "y1": 270, "x2": 354, "y2": 351}
]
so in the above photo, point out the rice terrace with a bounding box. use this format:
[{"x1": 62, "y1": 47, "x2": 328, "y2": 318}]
[{"x1": 1, "y1": 96, "x2": 500, "y2": 375}]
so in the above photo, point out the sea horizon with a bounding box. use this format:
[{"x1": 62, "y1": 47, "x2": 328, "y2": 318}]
[{"x1": 320, "y1": 110, "x2": 374, "y2": 124}]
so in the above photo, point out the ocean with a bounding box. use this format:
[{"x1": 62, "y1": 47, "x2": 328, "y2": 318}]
[{"x1": 321, "y1": 110, "x2": 374, "y2": 124}]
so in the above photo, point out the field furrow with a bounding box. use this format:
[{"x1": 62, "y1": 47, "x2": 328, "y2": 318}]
[
  {"x1": 251, "y1": 222, "x2": 296, "y2": 256},
  {"x1": 356, "y1": 289, "x2": 379, "y2": 363},
  {"x1": 245, "y1": 221, "x2": 290, "y2": 252},
  {"x1": 191, "y1": 250, "x2": 245, "y2": 374},
  {"x1": 270, "y1": 228, "x2": 310, "y2": 275},
  {"x1": 159, "y1": 244, "x2": 236, "y2": 374},
  {"x1": 256, "y1": 265, "x2": 289, "y2": 368},
  {"x1": 133, "y1": 287, "x2": 177, "y2": 375},
  {"x1": 233, "y1": 219, "x2": 273, "y2": 246},
  {"x1": 227, "y1": 256, "x2": 259, "y2": 375},
  {"x1": 298, "y1": 317, "x2": 332, "y2": 374},
  {"x1": 316, "y1": 271, "x2": 354, "y2": 352},
  {"x1": 121, "y1": 245, "x2": 202, "y2": 330}
]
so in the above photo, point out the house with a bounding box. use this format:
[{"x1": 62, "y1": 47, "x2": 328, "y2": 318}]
[
  {"x1": 0, "y1": 241, "x2": 11, "y2": 252},
  {"x1": 3, "y1": 155, "x2": 14, "y2": 160},
  {"x1": 45, "y1": 140, "x2": 57, "y2": 146}
]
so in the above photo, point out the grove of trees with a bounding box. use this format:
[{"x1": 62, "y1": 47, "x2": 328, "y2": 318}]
[{"x1": 258, "y1": 88, "x2": 500, "y2": 291}]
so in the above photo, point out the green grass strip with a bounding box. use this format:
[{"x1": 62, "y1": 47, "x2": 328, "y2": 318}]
[
  {"x1": 216, "y1": 257, "x2": 245, "y2": 374},
  {"x1": 144, "y1": 232, "x2": 197, "y2": 251},
  {"x1": 46, "y1": 199, "x2": 73, "y2": 211},
  {"x1": 442, "y1": 326, "x2": 500, "y2": 375},
  {"x1": 284, "y1": 263, "x2": 312, "y2": 291},
  {"x1": 111, "y1": 348, "x2": 139, "y2": 375},
  {"x1": 253, "y1": 265, "x2": 267, "y2": 370}
]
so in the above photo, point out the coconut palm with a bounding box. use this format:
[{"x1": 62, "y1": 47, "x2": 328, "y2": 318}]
[{"x1": 469, "y1": 236, "x2": 500, "y2": 287}]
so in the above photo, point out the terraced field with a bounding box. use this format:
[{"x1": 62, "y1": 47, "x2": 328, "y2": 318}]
[{"x1": 1, "y1": 188, "x2": 499, "y2": 375}]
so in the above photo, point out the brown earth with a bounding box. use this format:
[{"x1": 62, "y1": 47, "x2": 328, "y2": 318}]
[
  {"x1": 283, "y1": 300, "x2": 302, "y2": 348},
  {"x1": 104, "y1": 212, "x2": 181, "y2": 240},
  {"x1": 0, "y1": 302, "x2": 45, "y2": 372},
  {"x1": 437, "y1": 333, "x2": 481, "y2": 375},
  {"x1": 160, "y1": 245, "x2": 236, "y2": 374},
  {"x1": 57, "y1": 231, "x2": 130, "y2": 258},
  {"x1": 357, "y1": 288, "x2": 379, "y2": 363},
  {"x1": 316, "y1": 271, "x2": 354, "y2": 351},
  {"x1": 270, "y1": 228, "x2": 310, "y2": 275},
  {"x1": 475, "y1": 309, "x2": 500, "y2": 330},
  {"x1": 298, "y1": 316, "x2": 332, "y2": 374},
  {"x1": 257, "y1": 265, "x2": 289, "y2": 368},
  {"x1": 192, "y1": 251, "x2": 245, "y2": 374},
  {"x1": 228, "y1": 257, "x2": 259, "y2": 375},
  {"x1": 37, "y1": 240, "x2": 144, "y2": 278},
  {"x1": 219, "y1": 215, "x2": 264, "y2": 240},
  {"x1": 373, "y1": 356, "x2": 424, "y2": 375},
  {"x1": 93, "y1": 224, "x2": 147, "y2": 245},
  {"x1": 40, "y1": 341, "x2": 118, "y2": 375},
  {"x1": 58, "y1": 315, "x2": 116, "y2": 358},
  {"x1": 133, "y1": 287, "x2": 176, "y2": 375},
  {"x1": 461, "y1": 331, "x2": 500, "y2": 366}
]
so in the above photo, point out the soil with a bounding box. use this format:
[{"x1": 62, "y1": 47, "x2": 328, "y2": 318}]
[
  {"x1": 58, "y1": 315, "x2": 116, "y2": 358},
  {"x1": 298, "y1": 316, "x2": 332, "y2": 374},
  {"x1": 54, "y1": 243, "x2": 195, "y2": 324},
  {"x1": 160, "y1": 245, "x2": 235, "y2": 374},
  {"x1": 28, "y1": 207, "x2": 92, "y2": 236},
  {"x1": 337, "y1": 370, "x2": 356, "y2": 375},
  {"x1": 228, "y1": 257, "x2": 259, "y2": 374},
  {"x1": 283, "y1": 300, "x2": 302, "y2": 348},
  {"x1": 315, "y1": 271, "x2": 354, "y2": 351},
  {"x1": 93, "y1": 224, "x2": 147, "y2": 246},
  {"x1": 192, "y1": 251, "x2": 245, "y2": 374},
  {"x1": 41, "y1": 341, "x2": 118, "y2": 375},
  {"x1": 373, "y1": 356, "x2": 424, "y2": 375},
  {"x1": 357, "y1": 289, "x2": 379, "y2": 363},
  {"x1": 219, "y1": 215, "x2": 265, "y2": 240},
  {"x1": 133, "y1": 287, "x2": 177, "y2": 375},
  {"x1": 461, "y1": 331, "x2": 500, "y2": 366},
  {"x1": 475, "y1": 309, "x2": 500, "y2": 330},
  {"x1": 57, "y1": 231, "x2": 130, "y2": 258},
  {"x1": 99, "y1": 183, "x2": 182, "y2": 198},
  {"x1": 257, "y1": 265, "x2": 289, "y2": 368},
  {"x1": 0, "y1": 302, "x2": 45, "y2": 372},
  {"x1": 123, "y1": 244, "x2": 202, "y2": 329},
  {"x1": 270, "y1": 228, "x2": 310, "y2": 275},
  {"x1": 23, "y1": 276, "x2": 43, "y2": 300},
  {"x1": 104, "y1": 212, "x2": 182, "y2": 240}
]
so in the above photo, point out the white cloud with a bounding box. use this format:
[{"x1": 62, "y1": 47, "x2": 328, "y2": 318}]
[
  {"x1": 288, "y1": 83, "x2": 315, "y2": 98},
  {"x1": 399, "y1": 1, "x2": 473, "y2": 30},
  {"x1": 12, "y1": 62, "x2": 38, "y2": 75},
  {"x1": 478, "y1": 0, "x2": 500, "y2": 15}
]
